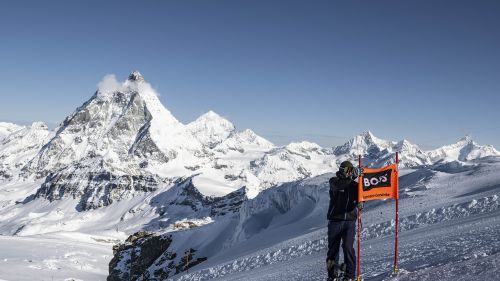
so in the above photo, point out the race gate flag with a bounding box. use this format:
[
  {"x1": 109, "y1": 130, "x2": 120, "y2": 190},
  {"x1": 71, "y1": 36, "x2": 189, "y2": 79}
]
[
  {"x1": 358, "y1": 164, "x2": 399, "y2": 202},
  {"x1": 356, "y1": 154, "x2": 401, "y2": 280}
]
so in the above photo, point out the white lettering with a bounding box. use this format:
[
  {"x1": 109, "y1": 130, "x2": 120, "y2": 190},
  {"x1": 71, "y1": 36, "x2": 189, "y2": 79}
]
[{"x1": 364, "y1": 178, "x2": 370, "y2": 187}]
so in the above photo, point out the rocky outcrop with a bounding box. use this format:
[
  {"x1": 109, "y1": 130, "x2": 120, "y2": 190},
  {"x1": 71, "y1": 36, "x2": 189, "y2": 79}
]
[
  {"x1": 108, "y1": 231, "x2": 207, "y2": 281},
  {"x1": 108, "y1": 231, "x2": 173, "y2": 281},
  {"x1": 33, "y1": 166, "x2": 167, "y2": 211}
]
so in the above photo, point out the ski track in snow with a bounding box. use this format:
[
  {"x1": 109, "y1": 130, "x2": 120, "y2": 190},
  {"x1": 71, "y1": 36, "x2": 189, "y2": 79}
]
[
  {"x1": 173, "y1": 207, "x2": 500, "y2": 281},
  {"x1": 173, "y1": 192, "x2": 500, "y2": 281},
  {"x1": 173, "y1": 192, "x2": 500, "y2": 280}
]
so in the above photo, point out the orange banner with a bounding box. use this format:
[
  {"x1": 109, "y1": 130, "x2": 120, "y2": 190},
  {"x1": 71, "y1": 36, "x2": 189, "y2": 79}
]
[{"x1": 358, "y1": 164, "x2": 399, "y2": 202}]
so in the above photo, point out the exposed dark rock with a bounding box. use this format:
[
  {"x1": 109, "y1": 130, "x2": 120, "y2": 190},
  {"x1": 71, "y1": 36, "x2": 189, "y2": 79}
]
[
  {"x1": 108, "y1": 231, "x2": 172, "y2": 281},
  {"x1": 108, "y1": 231, "x2": 207, "y2": 281},
  {"x1": 33, "y1": 170, "x2": 166, "y2": 211}
]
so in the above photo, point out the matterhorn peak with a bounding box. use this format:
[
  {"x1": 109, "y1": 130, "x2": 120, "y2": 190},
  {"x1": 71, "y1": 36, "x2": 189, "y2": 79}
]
[
  {"x1": 458, "y1": 134, "x2": 473, "y2": 144},
  {"x1": 128, "y1": 70, "x2": 144, "y2": 82},
  {"x1": 361, "y1": 130, "x2": 375, "y2": 139}
]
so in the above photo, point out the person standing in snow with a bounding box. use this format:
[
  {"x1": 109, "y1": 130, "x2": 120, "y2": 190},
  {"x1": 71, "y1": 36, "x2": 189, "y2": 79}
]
[{"x1": 326, "y1": 160, "x2": 362, "y2": 281}]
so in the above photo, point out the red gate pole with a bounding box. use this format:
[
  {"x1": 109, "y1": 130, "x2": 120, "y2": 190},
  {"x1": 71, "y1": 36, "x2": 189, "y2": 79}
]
[
  {"x1": 393, "y1": 152, "x2": 399, "y2": 274},
  {"x1": 357, "y1": 154, "x2": 362, "y2": 281}
]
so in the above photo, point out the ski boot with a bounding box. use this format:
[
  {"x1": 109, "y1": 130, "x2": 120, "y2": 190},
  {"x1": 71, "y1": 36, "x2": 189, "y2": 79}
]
[{"x1": 327, "y1": 262, "x2": 346, "y2": 281}]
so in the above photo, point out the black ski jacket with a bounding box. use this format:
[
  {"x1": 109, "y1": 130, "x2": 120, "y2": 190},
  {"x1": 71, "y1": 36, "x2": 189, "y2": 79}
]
[{"x1": 327, "y1": 171, "x2": 359, "y2": 221}]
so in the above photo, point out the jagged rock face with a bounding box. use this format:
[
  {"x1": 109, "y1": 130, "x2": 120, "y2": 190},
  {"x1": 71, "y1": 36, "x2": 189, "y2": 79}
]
[
  {"x1": 106, "y1": 178, "x2": 245, "y2": 281},
  {"x1": 26, "y1": 91, "x2": 155, "y2": 174},
  {"x1": 149, "y1": 177, "x2": 247, "y2": 220},
  {"x1": 20, "y1": 90, "x2": 172, "y2": 210},
  {"x1": 130, "y1": 124, "x2": 175, "y2": 163},
  {"x1": 128, "y1": 70, "x2": 145, "y2": 82},
  {"x1": 34, "y1": 166, "x2": 166, "y2": 210},
  {"x1": 20, "y1": 73, "x2": 198, "y2": 209},
  {"x1": 209, "y1": 186, "x2": 246, "y2": 216},
  {"x1": 108, "y1": 231, "x2": 208, "y2": 281},
  {"x1": 108, "y1": 232, "x2": 174, "y2": 281},
  {"x1": 333, "y1": 131, "x2": 431, "y2": 167}
]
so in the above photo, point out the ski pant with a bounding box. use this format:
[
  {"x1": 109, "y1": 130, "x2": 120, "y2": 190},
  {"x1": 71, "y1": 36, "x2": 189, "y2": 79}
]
[{"x1": 327, "y1": 220, "x2": 356, "y2": 279}]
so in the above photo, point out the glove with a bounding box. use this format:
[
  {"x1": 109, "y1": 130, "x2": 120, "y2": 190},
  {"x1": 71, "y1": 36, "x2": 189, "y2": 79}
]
[
  {"x1": 352, "y1": 167, "x2": 363, "y2": 178},
  {"x1": 357, "y1": 202, "x2": 364, "y2": 210}
]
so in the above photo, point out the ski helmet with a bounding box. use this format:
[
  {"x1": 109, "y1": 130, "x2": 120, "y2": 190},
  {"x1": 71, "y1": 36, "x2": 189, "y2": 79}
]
[{"x1": 339, "y1": 161, "x2": 354, "y2": 177}]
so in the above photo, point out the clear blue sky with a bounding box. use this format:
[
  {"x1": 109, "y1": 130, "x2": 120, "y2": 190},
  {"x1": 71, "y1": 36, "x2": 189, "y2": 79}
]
[{"x1": 1, "y1": 0, "x2": 499, "y2": 149}]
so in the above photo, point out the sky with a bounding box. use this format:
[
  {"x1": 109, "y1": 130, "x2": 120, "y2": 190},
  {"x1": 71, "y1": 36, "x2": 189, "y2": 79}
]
[{"x1": 0, "y1": 0, "x2": 499, "y2": 149}]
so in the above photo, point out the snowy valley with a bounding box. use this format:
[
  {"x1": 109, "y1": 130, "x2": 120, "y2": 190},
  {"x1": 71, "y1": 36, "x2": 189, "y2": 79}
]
[{"x1": 1, "y1": 72, "x2": 499, "y2": 281}]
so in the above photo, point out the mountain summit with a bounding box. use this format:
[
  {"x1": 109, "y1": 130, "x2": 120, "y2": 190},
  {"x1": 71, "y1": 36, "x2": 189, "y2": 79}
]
[
  {"x1": 1, "y1": 72, "x2": 499, "y2": 211},
  {"x1": 428, "y1": 134, "x2": 500, "y2": 162},
  {"x1": 127, "y1": 70, "x2": 144, "y2": 82},
  {"x1": 187, "y1": 111, "x2": 236, "y2": 149}
]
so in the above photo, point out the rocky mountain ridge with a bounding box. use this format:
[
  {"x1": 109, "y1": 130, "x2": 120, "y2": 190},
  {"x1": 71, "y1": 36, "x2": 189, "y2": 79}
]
[{"x1": 0, "y1": 72, "x2": 498, "y2": 211}]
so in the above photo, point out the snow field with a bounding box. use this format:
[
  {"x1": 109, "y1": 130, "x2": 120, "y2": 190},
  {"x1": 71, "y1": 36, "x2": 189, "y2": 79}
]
[{"x1": 172, "y1": 193, "x2": 500, "y2": 280}]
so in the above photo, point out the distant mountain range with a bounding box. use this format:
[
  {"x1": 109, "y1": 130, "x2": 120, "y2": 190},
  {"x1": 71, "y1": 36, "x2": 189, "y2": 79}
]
[
  {"x1": 1, "y1": 71, "x2": 499, "y2": 210},
  {"x1": 1, "y1": 71, "x2": 500, "y2": 280}
]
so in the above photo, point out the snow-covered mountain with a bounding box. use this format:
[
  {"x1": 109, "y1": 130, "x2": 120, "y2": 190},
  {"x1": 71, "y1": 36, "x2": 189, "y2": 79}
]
[
  {"x1": 186, "y1": 111, "x2": 236, "y2": 149},
  {"x1": 0, "y1": 122, "x2": 53, "y2": 180},
  {"x1": 1, "y1": 71, "x2": 336, "y2": 210},
  {"x1": 0, "y1": 122, "x2": 23, "y2": 141},
  {"x1": 331, "y1": 131, "x2": 500, "y2": 168},
  {"x1": 0, "y1": 72, "x2": 498, "y2": 209},
  {"x1": 428, "y1": 135, "x2": 500, "y2": 163},
  {"x1": 107, "y1": 157, "x2": 500, "y2": 281},
  {"x1": 1, "y1": 71, "x2": 500, "y2": 280},
  {"x1": 333, "y1": 131, "x2": 431, "y2": 168}
]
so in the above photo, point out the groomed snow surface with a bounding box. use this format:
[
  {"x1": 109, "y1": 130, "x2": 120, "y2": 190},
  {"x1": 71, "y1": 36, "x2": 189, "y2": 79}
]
[{"x1": 168, "y1": 159, "x2": 500, "y2": 281}]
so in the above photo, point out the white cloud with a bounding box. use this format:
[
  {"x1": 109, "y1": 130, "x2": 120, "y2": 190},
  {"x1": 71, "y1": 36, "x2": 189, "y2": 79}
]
[
  {"x1": 96, "y1": 73, "x2": 161, "y2": 98},
  {"x1": 97, "y1": 74, "x2": 121, "y2": 94}
]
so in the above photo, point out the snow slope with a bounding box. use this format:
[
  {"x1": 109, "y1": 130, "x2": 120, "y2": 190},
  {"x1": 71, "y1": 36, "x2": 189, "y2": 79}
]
[
  {"x1": 0, "y1": 234, "x2": 113, "y2": 281},
  {"x1": 167, "y1": 158, "x2": 500, "y2": 281},
  {"x1": 1, "y1": 140, "x2": 499, "y2": 281},
  {"x1": 0, "y1": 122, "x2": 52, "y2": 181},
  {"x1": 1, "y1": 72, "x2": 500, "y2": 281}
]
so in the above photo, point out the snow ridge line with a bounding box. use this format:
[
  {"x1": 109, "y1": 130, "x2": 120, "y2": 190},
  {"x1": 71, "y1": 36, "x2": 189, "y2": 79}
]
[
  {"x1": 172, "y1": 238, "x2": 328, "y2": 281},
  {"x1": 362, "y1": 194, "x2": 499, "y2": 239},
  {"x1": 172, "y1": 195, "x2": 499, "y2": 280}
]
